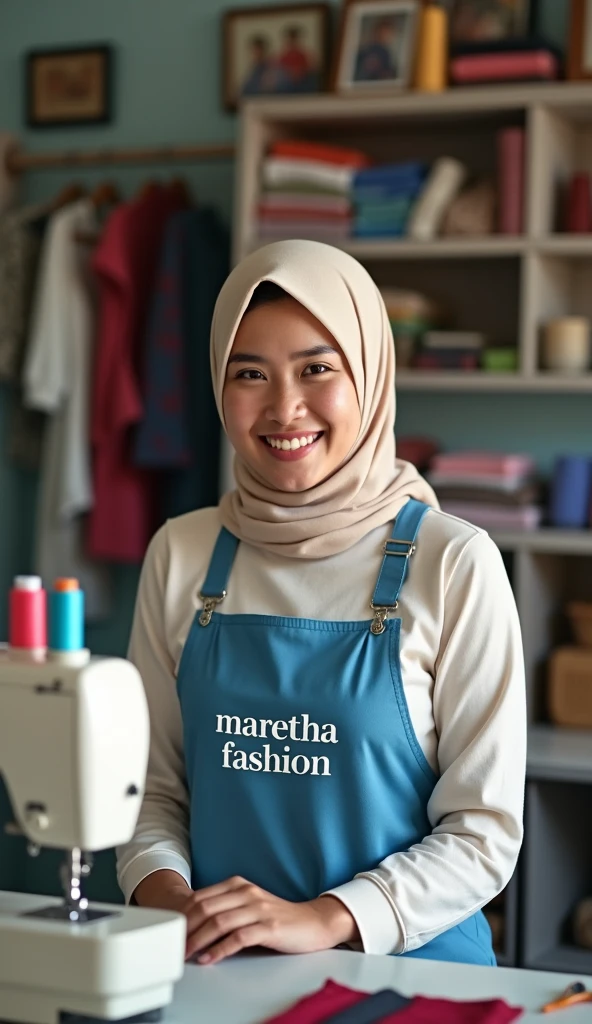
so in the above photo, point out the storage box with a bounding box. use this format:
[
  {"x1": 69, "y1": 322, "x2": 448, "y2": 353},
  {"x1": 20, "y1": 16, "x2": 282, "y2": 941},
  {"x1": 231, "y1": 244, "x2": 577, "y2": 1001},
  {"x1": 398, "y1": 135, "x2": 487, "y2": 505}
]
[{"x1": 548, "y1": 647, "x2": 592, "y2": 728}]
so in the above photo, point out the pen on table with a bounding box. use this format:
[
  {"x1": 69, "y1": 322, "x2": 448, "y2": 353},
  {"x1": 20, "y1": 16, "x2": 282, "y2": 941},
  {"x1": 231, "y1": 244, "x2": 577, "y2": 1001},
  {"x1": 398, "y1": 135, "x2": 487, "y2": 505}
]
[{"x1": 541, "y1": 981, "x2": 592, "y2": 1013}]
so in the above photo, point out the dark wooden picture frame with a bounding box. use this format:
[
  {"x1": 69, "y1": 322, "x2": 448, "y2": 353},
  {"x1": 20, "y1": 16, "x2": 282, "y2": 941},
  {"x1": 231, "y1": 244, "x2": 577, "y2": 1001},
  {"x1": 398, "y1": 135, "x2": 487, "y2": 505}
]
[
  {"x1": 222, "y1": 3, "x2": 330, "y2": 111},
  {"x1": 567, "y1": 0, "x2": 592, "y2": 79},
  {"x1": 26, "y1": 44, "x2": 113, "y2": 128}
]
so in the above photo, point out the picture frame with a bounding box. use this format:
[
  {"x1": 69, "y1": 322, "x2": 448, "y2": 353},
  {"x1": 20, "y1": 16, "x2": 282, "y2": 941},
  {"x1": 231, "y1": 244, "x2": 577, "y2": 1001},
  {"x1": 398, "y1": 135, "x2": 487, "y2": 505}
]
[
  {"x1": 567, "y1": 0, "x2": 592, "y2": 79},
  {"x1": 449, "y1": 0, "x2": 533, "y2": 47},
  {"x1": 25, "y1": 44, "x2": 113, "y2": 128},
  {"x1": 222, "y1": 3, "x2": 330, "y2": 112},
  {"x1": 333, "y1": 0, "x2": 420, "y2": 94}
]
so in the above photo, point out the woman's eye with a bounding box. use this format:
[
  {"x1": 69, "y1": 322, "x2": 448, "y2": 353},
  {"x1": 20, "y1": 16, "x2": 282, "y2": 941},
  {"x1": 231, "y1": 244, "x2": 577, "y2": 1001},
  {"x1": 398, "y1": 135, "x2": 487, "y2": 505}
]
[
  {"x1": 303, "y1": 363, "x2": 331, "y2": 376},
  {"x1": 236, "y1": 369, "x2": 265, "y2": 380}
]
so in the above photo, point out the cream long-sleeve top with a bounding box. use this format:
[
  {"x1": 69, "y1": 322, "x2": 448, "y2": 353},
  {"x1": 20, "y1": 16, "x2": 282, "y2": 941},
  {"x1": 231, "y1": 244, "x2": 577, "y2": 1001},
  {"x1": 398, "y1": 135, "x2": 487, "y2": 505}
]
[{"x1": 117, "y1": 503, "x2": 526, "y2": 956}]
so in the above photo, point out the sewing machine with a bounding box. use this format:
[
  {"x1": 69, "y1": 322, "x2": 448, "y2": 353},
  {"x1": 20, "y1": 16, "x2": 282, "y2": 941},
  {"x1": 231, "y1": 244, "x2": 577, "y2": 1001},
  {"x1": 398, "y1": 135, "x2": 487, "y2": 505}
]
[{"x1": 0, "y1": 646, "x2": 186, "y2": 1024}]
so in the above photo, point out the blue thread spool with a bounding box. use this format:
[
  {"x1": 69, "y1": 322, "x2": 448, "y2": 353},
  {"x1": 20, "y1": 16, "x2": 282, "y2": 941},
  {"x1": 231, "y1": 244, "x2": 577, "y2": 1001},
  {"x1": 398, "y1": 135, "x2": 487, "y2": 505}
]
[
  {"x1": 549, "y1": 456, "x2": 592, "y2": 528},
  {"x1": 48, "y1": 578, "x2": 85, "y2": 651}
]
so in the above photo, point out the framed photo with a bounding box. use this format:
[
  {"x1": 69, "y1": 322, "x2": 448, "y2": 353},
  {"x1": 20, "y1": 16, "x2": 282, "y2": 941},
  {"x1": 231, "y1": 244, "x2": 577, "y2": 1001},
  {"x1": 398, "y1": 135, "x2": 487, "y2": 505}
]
[
  {"x1": 222, "y1": 4, "x2": 330, "y2": 111},
  {"x1": 450, "y1": 0, "x2": 532, "y2": 46},
  {"x1": 333, "y1": 0, "x2": 420, "y2": 94},
  {"x1": 567, "y1": 0, "x2": 592, "y2": 79},
  {"x1": 26, "y1": 45, "x2": 112, "y2": 128}
]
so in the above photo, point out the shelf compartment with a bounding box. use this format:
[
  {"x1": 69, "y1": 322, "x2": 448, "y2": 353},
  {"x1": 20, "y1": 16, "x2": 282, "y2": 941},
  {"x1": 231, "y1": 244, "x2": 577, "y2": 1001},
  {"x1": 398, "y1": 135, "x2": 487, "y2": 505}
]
[
  {"x1": 396, "y1": 371, "x2": 592, "y2": 391},
  {"x1": 523, "y1": 780, "x2": 592, "y2": 972},
  {"x1": 492, "y1": 530, "x2": 592, "y2": 555}
]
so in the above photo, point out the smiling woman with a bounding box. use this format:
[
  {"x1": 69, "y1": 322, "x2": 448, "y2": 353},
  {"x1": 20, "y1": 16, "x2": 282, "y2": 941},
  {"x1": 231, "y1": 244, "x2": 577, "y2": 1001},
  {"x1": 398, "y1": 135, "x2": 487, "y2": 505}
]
[{"x1": 118, "y1": 238, "x2": 526, "y2": 971}]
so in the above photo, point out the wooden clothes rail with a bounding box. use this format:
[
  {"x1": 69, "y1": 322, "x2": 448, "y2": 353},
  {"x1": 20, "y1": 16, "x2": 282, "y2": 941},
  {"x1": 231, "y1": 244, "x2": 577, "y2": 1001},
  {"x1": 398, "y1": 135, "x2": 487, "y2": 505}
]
[{"x1": 6, "y1": 141, "x2": 236, "y2": 173}]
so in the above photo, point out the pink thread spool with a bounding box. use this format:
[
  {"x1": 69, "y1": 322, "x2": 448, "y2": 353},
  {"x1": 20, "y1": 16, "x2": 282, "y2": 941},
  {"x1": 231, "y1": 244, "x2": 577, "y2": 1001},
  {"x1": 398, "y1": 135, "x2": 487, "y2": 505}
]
[{"x1": 9, "y1": 575, "x2": 47, "y2": 653}]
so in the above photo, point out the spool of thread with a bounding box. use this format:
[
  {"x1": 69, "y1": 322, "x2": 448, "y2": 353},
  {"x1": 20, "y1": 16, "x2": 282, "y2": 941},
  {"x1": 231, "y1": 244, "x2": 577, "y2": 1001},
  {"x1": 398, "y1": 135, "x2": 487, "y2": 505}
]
[
  {"x1": 413, "y1": 1, "x2": 448, "y2": 93},
  {"x1": 9, "y1": 575, "x2": 47, "y2": 652},
  {"x1": 542, "y1": 317, "x2": 591, "y2": 373},
  {"x1": 48, "y1": 578, "x2": 85, "y2": 652},
  {"x1": 549, "y1": 456, "x2": 592, "y2": 528}
]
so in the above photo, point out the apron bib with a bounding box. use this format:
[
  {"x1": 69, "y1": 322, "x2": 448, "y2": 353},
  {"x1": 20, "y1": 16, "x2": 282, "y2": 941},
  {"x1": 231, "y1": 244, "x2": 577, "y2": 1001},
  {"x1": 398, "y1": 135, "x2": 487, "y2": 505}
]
[{"x1": 177, "y1": 499, "x2": 495, "y2": 965}]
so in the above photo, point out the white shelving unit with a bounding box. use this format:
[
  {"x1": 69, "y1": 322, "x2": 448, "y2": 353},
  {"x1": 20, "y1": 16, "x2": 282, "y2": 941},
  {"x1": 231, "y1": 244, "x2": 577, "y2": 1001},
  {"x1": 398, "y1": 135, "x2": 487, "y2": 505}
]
[{"x1": 233, "y1": 83, "x2": 592, "y2": 973}]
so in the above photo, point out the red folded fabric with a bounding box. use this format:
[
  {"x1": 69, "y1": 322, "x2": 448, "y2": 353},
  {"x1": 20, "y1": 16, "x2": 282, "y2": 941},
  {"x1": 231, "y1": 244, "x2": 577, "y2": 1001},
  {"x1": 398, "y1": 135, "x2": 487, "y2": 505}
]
[
  {"x1": 270, "y1": 140, "x2": 370, "y2": 168},
  {"x1": 263, "y1": 981, "x2": 522, "y2": 1024},
  {"x1": 385, "y1": 994, "x2": 522, "y2": 1023},
  {"x1": 264, "y1": 980, "x2": 368, "y2": 1024}
]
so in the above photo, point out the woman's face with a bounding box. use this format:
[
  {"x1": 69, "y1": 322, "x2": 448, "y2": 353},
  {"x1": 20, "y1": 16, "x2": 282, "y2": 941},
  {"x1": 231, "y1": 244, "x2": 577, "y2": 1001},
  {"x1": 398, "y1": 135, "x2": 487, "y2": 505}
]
[{"x1": 223, "y1": 297, "x2": 362, "y2": 492}]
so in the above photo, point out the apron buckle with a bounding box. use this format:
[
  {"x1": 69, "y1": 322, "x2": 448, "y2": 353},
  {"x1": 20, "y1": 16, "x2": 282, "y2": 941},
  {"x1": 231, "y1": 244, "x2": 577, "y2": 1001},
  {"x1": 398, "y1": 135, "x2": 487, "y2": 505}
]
[
  {"x1": 198, "y1": 591, "x2": 226, "y2": 627},
  {"x1": 370, "y1": 601, "x2": 398, "y2": 635}
]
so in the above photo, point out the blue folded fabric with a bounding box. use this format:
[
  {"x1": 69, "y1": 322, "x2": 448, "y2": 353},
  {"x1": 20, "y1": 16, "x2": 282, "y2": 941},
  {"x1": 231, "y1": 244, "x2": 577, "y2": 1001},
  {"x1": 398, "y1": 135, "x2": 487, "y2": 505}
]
[
  {"x1": 354, "y1": 161, "x2": 427, "y2": 185},
  {"x1": 323, "y1": 988, "x2": 412, "y2": 1023}
]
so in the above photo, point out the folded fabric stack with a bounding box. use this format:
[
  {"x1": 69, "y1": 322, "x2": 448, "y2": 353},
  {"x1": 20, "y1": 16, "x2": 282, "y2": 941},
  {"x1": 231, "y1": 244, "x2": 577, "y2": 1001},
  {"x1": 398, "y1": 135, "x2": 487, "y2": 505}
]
[
  {"x1": 429, "y1": 451, "x2": 542, "y2": 531},
  {"x1": 412, "y1": 330, "x2": 485, "y2": 372},
  {"x1": 258, "y1": 140, "x2": 368, "y2": 241},
  {"x1": 379, "y1": 287, "x2": 441, "y2": 368},
  {"x1": 352, "y1": 161, "x2": 427, "y2": 238}
]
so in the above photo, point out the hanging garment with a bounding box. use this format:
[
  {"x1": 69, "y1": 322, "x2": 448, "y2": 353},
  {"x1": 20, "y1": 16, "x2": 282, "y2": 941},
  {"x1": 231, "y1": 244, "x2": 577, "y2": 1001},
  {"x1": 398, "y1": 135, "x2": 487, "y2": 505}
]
[
  {"x1": 0, "y1": 203, "x2": 49, "y2": 468},
  {"x1": 133, "y1": 207, "x2": 229, "y2": 519},
  {"x1": 23, "y1": 198, "x2": 111, "y2": 619},
  {"x1": 176, "y1": 500, "x2": 496, "y2": 965},
  {"x1": 89, "y1": 185, "x2": 184, "y2": 562}
]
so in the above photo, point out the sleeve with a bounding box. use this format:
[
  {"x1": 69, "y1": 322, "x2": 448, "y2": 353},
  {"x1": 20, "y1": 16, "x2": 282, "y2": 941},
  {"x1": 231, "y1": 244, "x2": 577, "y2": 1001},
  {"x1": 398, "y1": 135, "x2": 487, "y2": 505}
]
[
  {"x1": 323, "y1": 532, "x2": 526, "y2": 955},
  {"x1": 23, "y1": 215, "x2": 70, "y2": 412},
  {"x1": 116, "y1": 523, "x2": 192, "y2": 902}
]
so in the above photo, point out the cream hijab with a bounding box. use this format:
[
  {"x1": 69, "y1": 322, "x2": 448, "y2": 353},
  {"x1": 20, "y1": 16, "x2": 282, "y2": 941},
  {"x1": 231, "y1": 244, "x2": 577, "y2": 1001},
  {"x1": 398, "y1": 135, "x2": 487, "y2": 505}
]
[{"x1": 211, "y1": 239, "x2": 437, "y2": 558}]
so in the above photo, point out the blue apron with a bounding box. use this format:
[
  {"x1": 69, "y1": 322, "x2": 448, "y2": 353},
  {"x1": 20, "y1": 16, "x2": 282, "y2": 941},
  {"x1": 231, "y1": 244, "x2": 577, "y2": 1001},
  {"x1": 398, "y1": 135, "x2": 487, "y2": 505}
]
[{"x1": 176, "y1": 499, "x2": 495, "y2": 965}]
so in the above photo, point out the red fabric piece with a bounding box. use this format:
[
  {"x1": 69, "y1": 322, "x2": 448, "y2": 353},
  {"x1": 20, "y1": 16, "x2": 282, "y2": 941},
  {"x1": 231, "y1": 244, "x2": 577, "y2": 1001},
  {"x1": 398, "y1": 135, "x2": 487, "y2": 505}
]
[
  {"x1": 381, "y1": 994, "x2": 522, "y2": 1024},
  {"x1": 89, "y1": 186, "x2": 184, "y2": 562},
  {"x1": 269, "y1": 140, "x2": 370, "y2": 168},
  {"x1": 264, "y1": 980, "x2": 368, "y2": 1024}
]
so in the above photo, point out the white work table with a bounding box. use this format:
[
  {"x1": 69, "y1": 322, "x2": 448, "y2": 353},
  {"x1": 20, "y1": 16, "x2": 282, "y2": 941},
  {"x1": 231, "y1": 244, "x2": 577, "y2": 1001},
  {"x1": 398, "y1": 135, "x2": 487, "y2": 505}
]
[{"x1": 166, "y1": 950, "x2": 592, "y2": 1022}]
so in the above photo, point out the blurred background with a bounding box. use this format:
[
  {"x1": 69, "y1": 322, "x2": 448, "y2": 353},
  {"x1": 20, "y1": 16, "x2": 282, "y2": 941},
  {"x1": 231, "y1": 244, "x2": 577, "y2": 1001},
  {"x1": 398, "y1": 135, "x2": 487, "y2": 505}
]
[{"x1": 1, "y1": 0, "x2": 592, "y2": 976}]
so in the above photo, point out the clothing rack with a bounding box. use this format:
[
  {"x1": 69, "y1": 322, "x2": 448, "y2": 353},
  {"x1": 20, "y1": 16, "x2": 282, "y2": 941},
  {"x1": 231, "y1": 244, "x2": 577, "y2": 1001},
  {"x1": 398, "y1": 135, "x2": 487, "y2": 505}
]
[{"x1": 6, "y1": 141, "x2": 236, "y2": 174}]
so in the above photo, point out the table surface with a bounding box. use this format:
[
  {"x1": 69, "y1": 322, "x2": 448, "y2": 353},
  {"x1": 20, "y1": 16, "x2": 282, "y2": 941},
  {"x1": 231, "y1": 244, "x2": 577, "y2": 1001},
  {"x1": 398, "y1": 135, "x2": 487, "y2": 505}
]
[{"x1": 166, "y1": 949, "x2": 592, "y2": 1023}]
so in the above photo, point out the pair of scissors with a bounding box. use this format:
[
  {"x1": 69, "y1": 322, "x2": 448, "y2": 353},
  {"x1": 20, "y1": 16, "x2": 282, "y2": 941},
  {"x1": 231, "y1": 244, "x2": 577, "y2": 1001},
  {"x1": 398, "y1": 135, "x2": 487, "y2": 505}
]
[{"x1": 542, "y1": 981, "x2": 592, "y2": 1013}]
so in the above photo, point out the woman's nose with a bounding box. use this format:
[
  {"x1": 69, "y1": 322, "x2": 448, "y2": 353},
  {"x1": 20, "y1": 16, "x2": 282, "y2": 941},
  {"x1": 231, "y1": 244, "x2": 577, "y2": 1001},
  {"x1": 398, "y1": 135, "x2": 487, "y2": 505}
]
[{"x1": 265, "y1": 382, "x2": 305, "y2": 426}]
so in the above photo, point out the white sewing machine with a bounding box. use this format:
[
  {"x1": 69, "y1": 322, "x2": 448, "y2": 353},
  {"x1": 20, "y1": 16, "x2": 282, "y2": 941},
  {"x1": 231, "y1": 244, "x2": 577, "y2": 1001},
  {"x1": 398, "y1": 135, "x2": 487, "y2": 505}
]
[{"x1": 0, "y1": 647, "x2": 186, "y2": 1024}]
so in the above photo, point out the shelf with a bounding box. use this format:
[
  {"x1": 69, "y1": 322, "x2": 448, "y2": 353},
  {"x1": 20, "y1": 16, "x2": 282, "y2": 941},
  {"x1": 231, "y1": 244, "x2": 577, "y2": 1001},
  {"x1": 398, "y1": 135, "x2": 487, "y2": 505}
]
[
  {"x1": 396, "y1": 371, "x2": 592, "y2": 391},
  {"x1": 244, "y1": 82, "x2": 592, "y2": 123},
  {"x1": 250, "y1": 236, "x2": 527, "y2": 260},
  {"x1": 491, "y1": 530, "x2": 592, "y2": 554},
  {"x1": 525, "y1": 944, "x2": 592, "y2": 975},
  {"x1": 538, "y1": 235, "x2": 592, "y2": 257},
  {"x1": 527, "y1": 725, "x2": 592, "y2": 784}
]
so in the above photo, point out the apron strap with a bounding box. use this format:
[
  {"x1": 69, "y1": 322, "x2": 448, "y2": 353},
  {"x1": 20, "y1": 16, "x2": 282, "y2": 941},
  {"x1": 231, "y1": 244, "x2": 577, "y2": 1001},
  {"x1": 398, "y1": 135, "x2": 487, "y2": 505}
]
[
  {"x1": 201, "y1": 527, "x2": 240, "y2": 597},
  {"x1": 371, "y1": 499, "x2": 431, "y2": 611}
]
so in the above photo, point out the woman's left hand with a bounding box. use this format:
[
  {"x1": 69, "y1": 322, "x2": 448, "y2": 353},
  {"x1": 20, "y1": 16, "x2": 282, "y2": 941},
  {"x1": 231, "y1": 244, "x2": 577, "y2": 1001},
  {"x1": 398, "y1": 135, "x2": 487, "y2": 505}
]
[{"x1": 181, "y1": 875, "x2": 360, "y2": 964}]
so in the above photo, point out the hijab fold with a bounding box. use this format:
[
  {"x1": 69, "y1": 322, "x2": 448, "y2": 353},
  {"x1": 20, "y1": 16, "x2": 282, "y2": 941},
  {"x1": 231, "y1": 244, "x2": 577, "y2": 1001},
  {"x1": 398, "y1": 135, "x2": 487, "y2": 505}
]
[{"x1": 210, "y1": 240, "x2": 437, "y2": 559}]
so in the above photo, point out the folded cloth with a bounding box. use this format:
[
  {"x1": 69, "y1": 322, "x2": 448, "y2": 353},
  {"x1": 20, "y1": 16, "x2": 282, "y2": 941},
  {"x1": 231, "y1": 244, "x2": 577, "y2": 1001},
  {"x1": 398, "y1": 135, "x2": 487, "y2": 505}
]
[
  {"x1": 387, "y1": 994, "x2": 522, "y2": 1023},
  {"x1": 430, "y1": 452, "x2": 535, "y2": 478},
  {"x1": 263, "y1": 980, "x2": 523, "y2": 1024},
  {"x1": 260, "y1": 192, "x2": 352, "y2": 214},
  {"x1": 258, "y1": 219, "x2": 352, "y2": 240},
  {"x1": 355, "y1": 198, "x2": 414, "y2": 220},
  {"x1": 259, "y1": 206, "x2": 352, "y2": 222},
  {"x1": 264, "y1": 980, "x2": 368, "y2": 1024},
  {"x1": 270, "y1": 140, "x2": 370, "y2": 168},
  {"x1": 433, "y1": 483, "x2": 540, "y2": 506},
  {"x1": 263, "y1": 158, "x2": 355, "y2": 194},
  {"x1": 354, "y1": 161, "x2": 427, "y2": 187},
  {"x1": 324, "y1": 989, "x2": 411, "y2": 1023},
  {"x1": 429, "y1": 472, "x2": 533, "y2": 493},
  {"x1": 439, "y1": 501, "x2": 542, "y2": 530}
]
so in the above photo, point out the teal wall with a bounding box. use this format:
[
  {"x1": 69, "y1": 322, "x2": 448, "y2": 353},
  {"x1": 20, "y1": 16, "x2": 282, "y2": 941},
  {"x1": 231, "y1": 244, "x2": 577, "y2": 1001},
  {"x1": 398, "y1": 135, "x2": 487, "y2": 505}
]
[{"x1": 0, "y1": 0, "x2": 585, "y2": 900}]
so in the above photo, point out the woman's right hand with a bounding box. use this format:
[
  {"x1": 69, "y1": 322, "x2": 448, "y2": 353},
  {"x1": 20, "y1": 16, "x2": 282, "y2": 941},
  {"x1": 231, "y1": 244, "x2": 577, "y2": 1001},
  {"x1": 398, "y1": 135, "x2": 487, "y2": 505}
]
[{"x1": 133, "y1": 869, "x2": 195, "y2": 956}]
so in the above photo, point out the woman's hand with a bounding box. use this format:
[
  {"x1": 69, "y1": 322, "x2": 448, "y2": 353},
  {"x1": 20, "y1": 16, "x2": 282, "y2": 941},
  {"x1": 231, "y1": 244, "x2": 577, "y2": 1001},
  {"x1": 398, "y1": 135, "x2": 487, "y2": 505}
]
[{"x1": 179, "y1": 875, "x2": 360, "y2": 964}]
